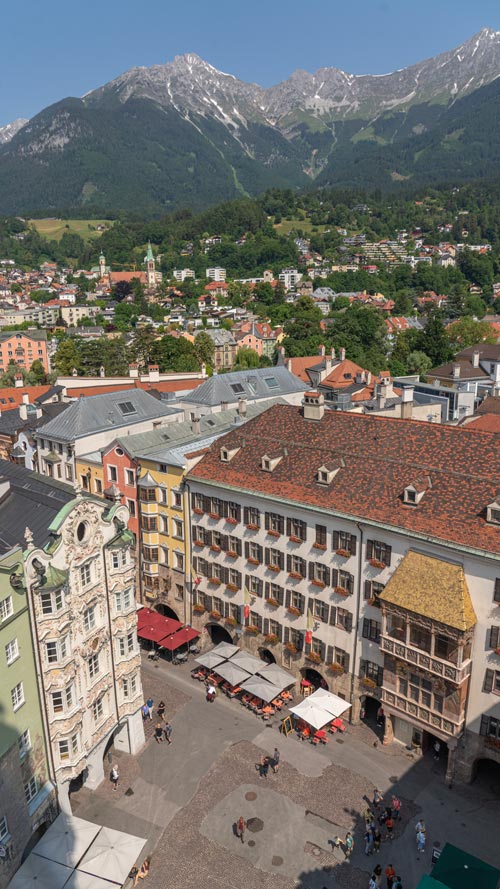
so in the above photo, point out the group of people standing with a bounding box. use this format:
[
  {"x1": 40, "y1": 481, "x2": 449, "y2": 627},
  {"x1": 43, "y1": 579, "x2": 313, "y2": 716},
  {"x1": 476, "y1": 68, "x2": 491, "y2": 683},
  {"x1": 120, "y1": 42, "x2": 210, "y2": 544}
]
[{"x1": 141, "y1": 695, "x2": 173, "y2": 745}]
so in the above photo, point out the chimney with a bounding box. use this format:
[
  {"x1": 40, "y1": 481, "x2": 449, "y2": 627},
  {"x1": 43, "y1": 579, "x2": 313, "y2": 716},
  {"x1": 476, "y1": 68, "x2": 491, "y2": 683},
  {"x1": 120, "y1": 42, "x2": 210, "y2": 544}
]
[
  {"x1": 376, "y1": 389, "x2": 386, "y2": 411},
  {"x1": 14, "y1": 373, "x2": 23, "y2": 388},
  {"x1": 472, "y1": 350, "x2": 480, "y2": 369},
  {"x1": 238, "y1": 398, "x2": 247, "y2": 417},
  {"x1": 19, "y1": 402, "x2": 28, "y2": 421},
  {"x1": 36, "y1": 407, "x2": 43, "y2": 419},
  {"x1": 277, "y1": 345, "x2": 286, "y2": 363},
  {"x1": 129, "y1": 363, "x2": 139, "y2": 379},
  {"x1": 99, "y1": 365, "x2": 105, "y2": 378},
  {"x1": 191, "y1": 416, "x2": 201, "y2": 435},
  {"x1": 318, "y1": 344, "x2": 325, "y2": 357},
  {"x1": 22, "y1": 393, "x2": 29, "y2": 405},
  {"x1": 452, "y1": 363, "x2": 461, "y2": 380},
  {"x1": 201, "y1": 362, "x2": 207, "y2": 377},
  {"x1": 366, "y1": 371, "x2": 372, "y2": 386},
  {"x1": 302, "y1": 390, "x2": 325, "y2": 421},
  {"x1": 339, "y1": 347, "x2": 346, "y2": 362},
  {"x1": 148, "y1": 364, "x2": 160, "y2": 383},
  {"x1": 400, "y1": 384, "x2": 414, "y2": 420},
  {"x1": 330, "y1": 347, "x2": 336, "y2": 361},
  {"x1": 286, "y1": 358, "x2": 292, "y2": 372},
  {"x1": 220, "y1": 400, "x2": 229, "y2": 411}
]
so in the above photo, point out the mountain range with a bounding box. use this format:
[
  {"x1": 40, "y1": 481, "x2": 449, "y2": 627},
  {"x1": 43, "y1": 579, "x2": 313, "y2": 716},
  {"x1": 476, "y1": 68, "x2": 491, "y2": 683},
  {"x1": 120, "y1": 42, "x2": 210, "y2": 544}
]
[{"x1": 2, "y1": 28, "x2": 500, "y2": 214}]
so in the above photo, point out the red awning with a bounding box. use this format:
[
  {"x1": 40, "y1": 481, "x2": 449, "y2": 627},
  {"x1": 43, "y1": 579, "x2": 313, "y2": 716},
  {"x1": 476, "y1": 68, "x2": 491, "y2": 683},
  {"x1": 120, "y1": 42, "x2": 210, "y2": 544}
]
[
  {"x1": 159, "y1": 627, "x2": 200, "y2": 651},
  {"x1": 138, "y1": 623, "x2": 171, "y2": 644},
  {"x1": 137, "y1": 607, "x2": 158, "y2": 628},
  {"x1": 137, "y1": 608, "x2": 182, "y2": 635}
]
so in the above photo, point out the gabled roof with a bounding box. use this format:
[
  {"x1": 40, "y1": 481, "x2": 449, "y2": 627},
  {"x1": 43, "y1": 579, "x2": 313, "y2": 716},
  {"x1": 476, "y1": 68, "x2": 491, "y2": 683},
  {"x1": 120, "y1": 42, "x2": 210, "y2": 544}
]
[
  {"x1": 0, "y1": 460, "x2": 73, "y2": 553},
  {"x1": 35, "y1": 389, "x2": 180, "y2": 442},
  {"x1": 0, "y1": 385, "x2": 52, "y2": 410},
  {"x1": 181, "y1": 367, "x2": 307, "y2": 407}
]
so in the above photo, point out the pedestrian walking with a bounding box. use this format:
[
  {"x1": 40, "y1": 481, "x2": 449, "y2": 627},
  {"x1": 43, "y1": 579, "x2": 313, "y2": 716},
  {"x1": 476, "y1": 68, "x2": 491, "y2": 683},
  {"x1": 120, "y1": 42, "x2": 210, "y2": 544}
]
[
  {"x1": 376, "y1": 706, "x2": 385, "y2": 727},
  {"x1": 373, "y1": 827, "x2": 381, "y2": 853},
  {"x1": 369, "y1": 876, "x2": 377, "y2": 889},
  {"x1": 392, "y1": 877, "x2": 403, "y2": 889},
  {"x1": 373, "y1": 864, "x2": 382, "y2": 888},
  {"x1": 392, "y1": 796, "x2": 401, "y2": 820},
  {"x1": 164, "y1": 722, "x2": 173, "y2": 745},
  {"x1": 385, "y1": 815, "x2": 394, "y2": 840},
  {"x1": 385, "y1": 864, "x2": 396, "y2": 889},
  {"x1": 154, "y1": 722, "x2": 164, "y2": 743},
  {"x1": 433, "y1": 740, "x2": 441, "y2": 761},
  {"x1": 146, "y1": 697, "x2": 154, "y2": 719},
  {"x1": 416, "y1": 829, "x2": 426, "y2": 858},
  {"x1": 261, "y1": 756, "x2": 269, "y2": 779},
  {"x1": 157, "y1": 700, "x2": 166, "y2": 722},
  {"x1": 364, "y1": 806, "x2": 374, "y2": 826},
  {"x1": 344, "y1": 832, "x2": 354, "y2": 860},
  {"x1": 415, "y1": 818, "x2": 426, "y2": 835},
  {"x1": 141, "y1": 704, "x2": 149, "y2": 722},
  {"x1": 110, "y1": 764, "x2": 119, "y2": 791},
  {"x1": 236, "y1": 815, "x2": 246, "y2": 844},
  {"x1": 133, "y1": 857, "x2": 150, "y2": 886},
  {"x1": 272, "y1": 747, "x2": 280, "y2": 773},
  {"x1": 207, "y1": 684, "x2": 216, "y2": 703},
  {"x1": 364, "y1": 826, "x2": 374, "y2": 856},
  {"x1": 373, "y1": 788, "x2": 384, "y2": 810}
]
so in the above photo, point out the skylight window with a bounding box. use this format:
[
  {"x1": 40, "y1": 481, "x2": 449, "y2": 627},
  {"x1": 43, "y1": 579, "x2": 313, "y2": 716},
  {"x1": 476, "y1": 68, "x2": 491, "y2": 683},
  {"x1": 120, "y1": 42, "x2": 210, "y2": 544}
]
[
  {"x1": 230, "y1": 383, "x2": 245, "y2": 394},
  {"x1": 117, "y1": 401, "x2": 137, "y2": 415},
  {"x1": 264, "y1": 376, "x2": 279, "y2": 389}
]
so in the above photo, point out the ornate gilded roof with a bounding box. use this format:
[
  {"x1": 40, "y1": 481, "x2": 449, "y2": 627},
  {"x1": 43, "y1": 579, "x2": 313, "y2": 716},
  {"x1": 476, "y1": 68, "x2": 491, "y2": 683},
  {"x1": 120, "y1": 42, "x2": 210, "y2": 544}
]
[{"x1": 379, "y1": 551, "x2": 476, "y2": 632}]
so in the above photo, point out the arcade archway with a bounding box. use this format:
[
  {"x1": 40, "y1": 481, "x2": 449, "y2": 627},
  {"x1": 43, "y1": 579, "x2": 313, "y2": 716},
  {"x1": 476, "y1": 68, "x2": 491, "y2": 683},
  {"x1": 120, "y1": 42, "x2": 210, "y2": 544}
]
[
  {"x1": 258, "y1": 647, "x2": 276, "y2": 665},
  {"x1": 300, "y1": 666, "x2": 328, "y2": 690},
  {"x1": 156, "y1": 603, "x2": 180, "y2": 621},
  {"x1": 206, "y1": 622, "x2": 234, "y2": 645}
]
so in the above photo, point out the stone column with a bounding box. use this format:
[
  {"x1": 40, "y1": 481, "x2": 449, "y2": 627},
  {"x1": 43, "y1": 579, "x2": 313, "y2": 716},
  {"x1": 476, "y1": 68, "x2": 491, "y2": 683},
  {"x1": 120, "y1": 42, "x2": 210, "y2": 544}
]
[
  {"x1": 445, "y1": 739, "x2": 458, "y2": 785},
  {"x1": 383, "y1": 712, "x2": 394, "y2": 746}
]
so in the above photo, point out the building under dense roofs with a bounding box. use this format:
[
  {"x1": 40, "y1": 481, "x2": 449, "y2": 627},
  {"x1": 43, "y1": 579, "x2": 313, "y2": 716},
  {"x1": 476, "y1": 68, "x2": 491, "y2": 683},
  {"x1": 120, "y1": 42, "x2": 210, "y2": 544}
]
[
  {"x1": 186, "y1": 394, "x2": 500, "y2": 782},
  {"x1": 175, "y1": 365, "x2": 308, "y2": 417},
  {"x1": 0, "y1": 330, "x2": 50, "y2": 374},
  {"x1": 0, "y1": 461, "x2": 144, "y2": 818}
]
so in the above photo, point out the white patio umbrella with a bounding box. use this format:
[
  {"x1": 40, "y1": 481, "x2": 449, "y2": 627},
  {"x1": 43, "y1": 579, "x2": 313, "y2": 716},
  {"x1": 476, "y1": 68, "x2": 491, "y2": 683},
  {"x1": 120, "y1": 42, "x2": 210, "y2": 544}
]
[
  {"x1": 308, "y1": 687, "x2": 352, "y2": 718},
  {"x1": 31, "y1": 813, "x2": 101, "y2": 868},
  {"x1": 230, "y1": 651, "x2": 264, "y2": 674},
  {"x1": 78, "y1": 826, "x2": 146, "y2": 885},
  {"x1": 258, "y1": 662, "x2": 296, "y2": 691},
  {"x1": 62, "y1": 871, "x2": 117, "y2": 889},
  {"x1": 290, "y1": 698, "x2": 334, "y2": 730},
  {"x1": 195, "y1": 651, "x2": 226, "y2": 669},
  {"x1": 214, "y1": 661, "x2": 250, "y2": 687},
  {"x1": 240, "y1": 675, "x2": 282, "y2": 702},
  {"x1": 210, "y1": 641, "x2": 240, "y2": 658},
  {"x1": 8, "y1": 855, "x2": 72, "y2": 889}
]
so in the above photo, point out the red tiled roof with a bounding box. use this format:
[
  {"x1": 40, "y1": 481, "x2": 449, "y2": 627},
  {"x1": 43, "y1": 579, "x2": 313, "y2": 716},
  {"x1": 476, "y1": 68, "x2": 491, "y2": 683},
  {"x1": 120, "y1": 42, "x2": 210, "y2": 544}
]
[
  {"x1": 109, "y1": 272, "x2": 147, "y2": 283},
  {"x1": 287, "y1": 356, "x2": 319, "y2": 383},
  {"x1": 188, "y1": 403, "x2": 500, "y2": 556},
  {"x1": 464, "y1": 414, "x2": 500, "y2": 433},
  {"x1": 0, "y1": 385, "x2": 51, "y2": 410},
  {"x1": 65, "y1": 379, "x2": 202, "y2": 399}
]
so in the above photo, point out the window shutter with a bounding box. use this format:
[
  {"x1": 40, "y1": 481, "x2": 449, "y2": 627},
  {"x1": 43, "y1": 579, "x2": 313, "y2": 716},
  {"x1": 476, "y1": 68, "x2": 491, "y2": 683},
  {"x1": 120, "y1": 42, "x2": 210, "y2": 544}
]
[
  {"x1": 223, "y1": 601, "x2": 230, "y2": 618},
  {"x1": 308, "y1": 561, "x2": 315, "y2": 580},
  {"x1": 346, "y1": 612, "x2": 353, "y2": 633},
  {"x1": 244, "y1": 507, "x2": 250, "y2": 524},
  {"x1": 483, "y1": 669, "x2": 494, "y2": 693},
  {"x1": 364, "y1": 580, "x2": 372, "y2": 600},
  {"x1": 350, "y1": 535, "x2": 357, "y2": 556},
  {"x1": 204, "y1": 594, "x2": 213, "y2": 611},
  {"x1": 235, "y1": 539, "x2": 242, "y2": 557},
  {"x1": 279, "y1": 515, "x2": 285, "y2": 534},
  {"x1": 480, "y1": 715, "x2": 490, "y2": 736},
  {"x1": 377, "y1": 666, "x2": 383, "y2": 686},
  {"x1": 366, "y1": 540, "x2": 373, "y2": 560},
  {"x1": 299, "y1": 593, "x2": 305, "y2": 613},
  {"x1": 203, "y1": 495, "x2": 211, "y2": 513},
  {"x1": 244, "y1": 541, "x2": 250, "y2": 559},
  {"x1": 263, "y1": 618, "x2": 270, "y2": 636},
  {"x1": 488, "y1": 626, "x2": 500, "y2": 649},
  {"x1": 265, "y1": 513, "x2": 270, "y2": 530},
  {"x1": 326, "y1": 645, "x2": 334, "y2": 664},
  {"x1": 192, "y1": 556, "x2": 198, "y2": 572},
  {"x1": 285, "y1": 590, "x2": 291, "y2": 608},
  {"x1": 329, "y1": 606, "x2": 337, "y2": 626},
  {"x1": 286, "y1": 554, "x2": 292, "y2": 573},
  {"x1": 494, "y1": 579, "x2": 500, "y2": 603},
  {"x1": 360, "y1": 658, "x2": 366, "y2": 678},
  {"x1": 221, "y1": 500, "x2": 228, "y2": 518},
  {"x1": 265, "y1": 546, "x2": 270, "y2": 564},
  {"x1": 277, "y1": 586, "x2": 284, "y2": 605},
  {"x1": 257, "y1": 579, "x2": 263, "y2": 597},
  {"x1": 191, "y1": 492, "x2": 196, "y2": 509},
  {"x1": 320, "y1": 640, "x2": 326, "y2": 660},
  {"x1": 324, "y1": 566, "x2": 331, "y2": 586},
  {"x1": 286, "y1": 517, "x2": 292, "y2": 536},
  {"x1": 222, "y1": 566, "x2": 229, "y2": 584},
  {"x1": 300, "y1": 558, "x2": 306, "y2": 578},
  {"x1": 384, "y1": 545, "x2": 392, "y2": 567},
  {"x1": 264, "y1": 582, "x2": 270, "y2": 599},
  {"x1": 297, "y1": 631, "x2": 304, "y2": 651},
  {"x1": 344, "y1": 653, "x2": 350, "y2": 674},
  {"x1": 221, "y1": 534, "x2": 228, "y2": 551},
  {"x1": 283, "y1": 626, "x2": 290, "y2": 644},
  {"x1": 332, "y1": 531, "x2": 340, "y2": 550},
  {"x1": 331, "y1": 568, "x2": 339, "y2": 588}
]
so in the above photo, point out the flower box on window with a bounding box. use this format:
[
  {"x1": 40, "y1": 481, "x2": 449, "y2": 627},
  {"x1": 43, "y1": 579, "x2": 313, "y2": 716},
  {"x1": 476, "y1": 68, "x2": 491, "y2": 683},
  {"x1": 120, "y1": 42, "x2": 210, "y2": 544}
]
[
  {"x1": 192, "y1": 507, "x2": 204, "y2": 515},
  {"x1": 366, "y1": 597, "x2": 376, "y2": 606},
  {"x1": 193, "y1": 603, "x2": 206, "y2": 614},
  {"x1": 265, "y1": 633, "x2": 279, "y2": 646},
  {"x1": 335, "y1": 548, "x2": 351, "y2": 558},
  {"x1": 226, "y1": 582, "x2": 239, "y2": 593},
  {"x1": 225, "y1": 616, "x2": 238, "y2": 627},
  {"x1": 245, "y1": 625, "x2": 260, "y2": 636},
  {"x1": 327, "y1": 662, "x2": 345, "y2": 675},
  {"x1": 208, "y1": 512, "x2": 221, "y2": 520},
  {"x1": 288, "y1": 535, "x2": 302, "y2": 544},
  {"x1": 369, "y1": 558, "x2": 386, "y2": 570},
  {"x1": 288, "y1": 571, "x2": 302, "y2": 580},
  {"x1": 208, "y1": 576, "x2": 222, "y2": 586},
  {"x1": 210, "y1": 610, "x2": 222, "y2": 621},
  {"x1": 335, "y1": 586, "x2": 351, "y2": 597},
  {"x1": 287, "y1": 604, "x2": 302, "y2": 617},
  {"x1": 266, "y1": 597, "x2": 280, "y2": 608},
  {"x1": 360, "y1": 676, "x2": 377, "y2": 689},
  {"x1": 284, "y1": 641, "x2": 299, "y2": 655},
  {"x1": 226, "y1": 516, "x2": 238, "y2": 525},
  {"x1": 311, "y1": 579, "x2": 325, "y2": 588},
  {"x1": 306, "y1": 651, "x2": 322, "y2": 664},
  {"x1": 226, "y1": 550, "x2": 238, "y2": 559},
  {"x1": 313, "y1": 542, "x2": 327, "y2": 550},
  {"x1": 246, "y1": 523, "x2": 259, "y2": 531},
  {"x1": 247, "y1": 557, "x2": 260, "y2": 566},
  {"x1": 267, "y1": 564, "x2": 280, "y2": 573},
  {"x1": 193, "y1": 539, "x2": 205, "y2": 548},
  {"x1": 267, "y1": 529, "x2": 281, "y2": 538},
  {"x1": 210, "y1": 544, "x2": 221, "y2": 553}
]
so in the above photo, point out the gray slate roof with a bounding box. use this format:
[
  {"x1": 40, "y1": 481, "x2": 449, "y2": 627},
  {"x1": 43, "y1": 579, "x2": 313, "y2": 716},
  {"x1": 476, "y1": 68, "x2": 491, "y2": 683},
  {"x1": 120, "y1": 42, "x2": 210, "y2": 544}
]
[
  {"x1": 35, "y1": 389, "x2": 181, "y2": 442},
  {"x1": 0, "y1": 460, "x2": 74, "y2": 553},
  {"x1": 181, "y1": 366, "x2": 308, "y2": 407},
  {"x1": 0, "y1": 329, "x2": 47, "y2": 343},
  {"x1": 0, "y1": 402, "x2": 68, "y2": 437}
]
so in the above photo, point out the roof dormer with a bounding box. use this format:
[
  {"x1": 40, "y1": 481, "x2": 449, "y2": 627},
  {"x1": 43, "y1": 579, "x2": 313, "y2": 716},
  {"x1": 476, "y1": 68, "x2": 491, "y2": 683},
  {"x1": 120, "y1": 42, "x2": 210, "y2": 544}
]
[
  {"x1": 404, "y1": 476, "x2": 432, "y2": 505},
  {"x1": 261, "y1": 452, "x2": 282, "y2": 472},
  {"x1": 486, "y1": 497, "x2": 500, "y2": 525},
  {"x1": 317, "y1": 459, "x2": 344, "y2": 486},
  {"x1": 220, "y1": 445, "x2": 241, "y2": 463}
]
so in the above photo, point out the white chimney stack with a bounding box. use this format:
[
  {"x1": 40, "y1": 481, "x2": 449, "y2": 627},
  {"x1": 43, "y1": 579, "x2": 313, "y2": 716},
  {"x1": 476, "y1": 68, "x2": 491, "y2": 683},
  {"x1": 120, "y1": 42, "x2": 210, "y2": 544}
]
[
  {"x1": 129, "y1": 363, "x2": 139, "y2": 379},
  {"x1": 472, "y1": 350, "x2": 480, "y2": 369},
  {"x1": 452, "y1": 363, "x2": 461, "y2": 380},
  {"x1": 14, "y1": 373, "x2": 23, "y2": 388},
  {"x1": 148, "y1": 364, "x2": 160, "y2": 383},
  {"x1": 339, "y1": 347, "x2": 346, "y2": 361}
]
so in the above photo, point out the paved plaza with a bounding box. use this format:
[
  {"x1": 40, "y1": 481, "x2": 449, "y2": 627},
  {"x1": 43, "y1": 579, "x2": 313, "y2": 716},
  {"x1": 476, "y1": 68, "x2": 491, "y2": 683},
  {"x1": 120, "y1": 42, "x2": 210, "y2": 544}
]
[{"x1": 70, "y1": 655, "x2": 500, "y2": 888}]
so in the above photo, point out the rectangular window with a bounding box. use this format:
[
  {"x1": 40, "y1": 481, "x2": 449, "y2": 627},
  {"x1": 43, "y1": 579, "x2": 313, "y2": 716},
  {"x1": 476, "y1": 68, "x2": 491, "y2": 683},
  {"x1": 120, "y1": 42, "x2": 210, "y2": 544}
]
[
  {"x1": 93, "y1": 696, "x2": 104, "y2": 721},
  {"x1": 313, "y1": 599, "x2": 329, "y2": 622},
  {"x1": 174, "y1": 552, "x2": 184, "y2": 572},
  {"x1": 125, "y1": 469, "x2": 135, "y2": 486},
  {"x1": 288, "y1": 517, "x2": 306, "y2": 541},
  {"x1": 173, "y1": 520, "x2": 184, "y2": 539},
  {"x1": 5, "y1": 638, "x2": 19, "y2": 665},
  {"x1": 333, "y1": 530, "x2": 357, "y2": 555},
  {"x1": 65, "y1": 465, "x2": 73, "y2": 482},
  {"x1": 0, "y1": 596, "x2": 13, "y2": 622},
  {"x1": 248, "y1": 575, "x2": 263, "y2": 597},
  {"x1": 338, "y1": 570, "x2": 354, "y2": 594},
  {"x1": 95, "y1": 478, "x2": 103, "y2": 494},
  {"x1": 366, "y1": 540, "x2": 391, "y2": 567},
  {"x1": 141, "y1": 515, "x2": 158, "y2": 532},
  {"x1": 336, "y1": 607, "x2": 353, "y2": 632},
  {"x1": 59, "y1": 739, "x2": 70, "y2": 760},
  {"x1": 362, "y1": 618, "x2": 381, "y2": 643},
  {"x1": 361, "y1": 660, "x2": 383, "y2": 685},
  {"x1": 24, "y1": 777, "x2": 38, "y2": 804},
  {"x1": 266, "y1": 512, "x2": 285, "y2": 534},
  {"x1": 119, "y1": 632, "x2": 135, "y2": 656},
  {"x1": 228, "y1": 502, "x2": 240, "y2": 522},
  {"x1": 18, "y1": 729, "x2": 31, "y2": 757},
  {"x1": 315, "y1": 524, "x2": 327, "y2": 547},
  {"x1": 289, "y1": 555, "x2": 306, "y2": 577},
  {"x1": 108, "y1": 466, "x2": 118, "y2": 482},
  {"x1": 11, "y1": 682, "x2": 24, "y2": 710},
  {"x1": 172, "y1": 490, "x2": 182, "y2": 509},
  {"x1": 249, "y1": 542, "x2": 262, "y2": 563},
  {"x1": 83, "y1": 606, "x2": 96, "y2": 633},
  {"x1": 244, "y1": 506, "x2": 260, "y2": 527},
  {"x1": 140, "y1": 487, "x2": 156, "y2": 502},
  {"x1": 88, "y1": 654, "x2": 100, "y2": 680},
  {"x1": 127, "y1": 497, "x2": 136, "y2": 516},
  {"x1": 80, "y1": 563, "x2": 92, "y2": 587}
]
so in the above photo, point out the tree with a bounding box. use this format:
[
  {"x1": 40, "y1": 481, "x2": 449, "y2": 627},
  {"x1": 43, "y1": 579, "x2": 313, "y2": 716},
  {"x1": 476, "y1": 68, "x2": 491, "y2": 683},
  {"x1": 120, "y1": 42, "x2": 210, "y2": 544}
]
[
  {"x1": 52, "y1": 338, "x2": 81, "y2": 375},
  {"x1": 416, "y1": 311, "x2": 452, "y2": 367},
  {"x1": 131, "y1": 326, "x2": 158, "y2": 370},
  {"x1": 233, "y1": 348, "x2": 260, "y2": 370},
  {"x1": 150, "y1": 336, "x2": 199, "y2": 372},
  {"x1": 78, "y1": 338, "x2": 129, "y2": 376},
  {"x1": 463, "y1": 295, "x2": 487, "y2": 320},
  {"x1": 194, "y1": 331, "x2": 215, "y2": 366},
  {"x1": 283, "y1": 297, "x2": 324, "y2": 357},
  {"x1": 113, "y1": 281, "x2": 132, "y2": 302},
  {"x1": 406, "y1": 351, "x2": 433, "y2": 376},
  {"x1": 447, "y1": 317, "x2": 497, "y2": 350},
  {"x1": 27, "y1": 359, "x2": 47, "y2": 385},
  {"x1": 0, "y1": 361, "x2": 26, "y2": 387}
]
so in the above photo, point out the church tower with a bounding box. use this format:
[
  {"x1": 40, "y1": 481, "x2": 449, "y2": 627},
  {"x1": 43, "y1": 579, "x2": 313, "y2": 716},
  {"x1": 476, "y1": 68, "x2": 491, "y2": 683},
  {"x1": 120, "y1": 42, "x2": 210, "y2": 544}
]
[
  {"x1": 98, "y1": 251, "x2": 106, "y2": 278},
  {"x1": 144, "y1": 241, "x2": 156, "y2": 288}
]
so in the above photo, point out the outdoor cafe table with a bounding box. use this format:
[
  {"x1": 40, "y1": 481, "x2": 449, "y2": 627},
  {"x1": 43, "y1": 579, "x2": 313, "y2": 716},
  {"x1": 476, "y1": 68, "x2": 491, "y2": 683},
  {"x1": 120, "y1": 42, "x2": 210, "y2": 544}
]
[{"x1": 314, "y1": 730, "x2": 327, "y2": 741}]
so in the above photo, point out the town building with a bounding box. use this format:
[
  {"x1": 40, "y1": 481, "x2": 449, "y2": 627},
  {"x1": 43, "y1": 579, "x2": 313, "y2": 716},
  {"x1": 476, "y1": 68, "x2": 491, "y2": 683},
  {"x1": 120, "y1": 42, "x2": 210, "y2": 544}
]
[
  {"x1": 0, "y1": 330, "x2": 50, "y2": 374},
  {"x1": 0, "y1": 461, "x2": 144, "y2": 812},
  {"x1": 204, "y1": 328, "x2": 238, "y2": 370},
  {"x1": 175, "y1": 366, "x2": 308, "y2": 418},
  {"x1": 278, "y1": 269, "x2": 302, "y2": 291},
  {"x1": 233, "y1": 321, "x2": 283, "y2": 359},
  {"x1": 0, "y1": 308, "x2": 60, "y2": 329},
  {"x1": 0, "y1": 544, "x2": 57, "y2": 883},
  {"x1": 205, "y1": 267, "x2": 226, "y2": 282},
  {"x1": 430, "y1": 345, "x2": 500, "y2": 402},
  {"x1": 186, "y1": 397, "x2": 500, "y2": 783}
]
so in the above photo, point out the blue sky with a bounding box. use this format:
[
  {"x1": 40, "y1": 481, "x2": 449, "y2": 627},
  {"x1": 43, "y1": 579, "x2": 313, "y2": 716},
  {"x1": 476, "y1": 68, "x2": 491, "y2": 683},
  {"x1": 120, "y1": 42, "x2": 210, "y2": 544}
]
[{"x1": 1, "y1": 0, "x2": 500, "y2": 126}]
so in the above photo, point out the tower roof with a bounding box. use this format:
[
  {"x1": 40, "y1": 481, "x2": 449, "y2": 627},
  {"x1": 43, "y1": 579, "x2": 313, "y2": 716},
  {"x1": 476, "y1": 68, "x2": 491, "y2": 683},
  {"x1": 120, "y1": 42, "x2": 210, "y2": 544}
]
[{"x1": 145, "y1": 241, "x2": 154, "y2": 262}]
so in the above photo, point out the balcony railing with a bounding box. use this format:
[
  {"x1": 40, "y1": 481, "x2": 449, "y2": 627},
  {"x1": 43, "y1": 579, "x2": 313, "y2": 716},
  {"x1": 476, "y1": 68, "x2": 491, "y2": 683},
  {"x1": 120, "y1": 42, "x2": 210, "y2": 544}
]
[
  {"x1": 381, "y1": 688, "x2": 465, "y2": 738},
  {"x1": 380, "y1": 635, "x2": 472, "y2": 684}
]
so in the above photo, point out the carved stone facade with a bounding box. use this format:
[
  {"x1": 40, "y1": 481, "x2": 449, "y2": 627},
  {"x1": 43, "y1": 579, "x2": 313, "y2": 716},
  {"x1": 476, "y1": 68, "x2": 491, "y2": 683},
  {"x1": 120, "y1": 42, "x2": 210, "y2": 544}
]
[{"x1": 25, "y1": 495, "x2": 144, "y2": 808}]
